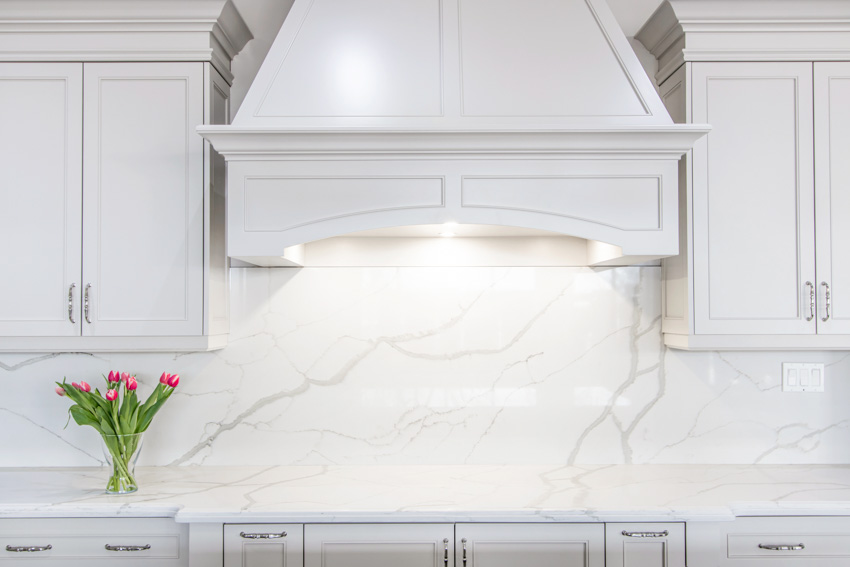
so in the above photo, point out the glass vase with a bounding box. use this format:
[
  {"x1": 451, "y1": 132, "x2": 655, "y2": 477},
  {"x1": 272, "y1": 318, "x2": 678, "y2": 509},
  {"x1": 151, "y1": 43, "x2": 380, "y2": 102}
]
[{"x1": 100, "y1": 432, "x2": 144, "y2": 494}]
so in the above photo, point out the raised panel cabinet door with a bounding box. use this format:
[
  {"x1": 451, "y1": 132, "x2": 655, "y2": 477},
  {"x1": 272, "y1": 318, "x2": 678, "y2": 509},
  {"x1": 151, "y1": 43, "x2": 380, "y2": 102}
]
[
  {"x1": 691, "y1": 62, "x2": 816, "y2": 335},
  {"x1": 224, "y1": 524, "x2": 303, "y2": 567},
  {"x1": 82, "y1": 62, "x2": 204, "y2": 336},
  {"x1": 456, "y1": 523, "x2": 604, "y2": 567},
  {"x1": 0, "y1": 63, "x2": 82, "y2": 337},
  {"x1": 605, "y1": 523, "x2": 685, "y2": 567},
  {"x1": 814, "y1": 62, "x2": 850, "y2": 334},
  {"x1": 304, "y1": 524, "x2": 454, "y2": 567}
]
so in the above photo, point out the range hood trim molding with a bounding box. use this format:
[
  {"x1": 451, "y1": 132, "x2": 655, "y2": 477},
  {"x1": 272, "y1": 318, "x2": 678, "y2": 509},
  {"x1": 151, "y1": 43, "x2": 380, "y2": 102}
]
[{"x1": 198, "y1": 126, "x2": 709, "y2": 160}]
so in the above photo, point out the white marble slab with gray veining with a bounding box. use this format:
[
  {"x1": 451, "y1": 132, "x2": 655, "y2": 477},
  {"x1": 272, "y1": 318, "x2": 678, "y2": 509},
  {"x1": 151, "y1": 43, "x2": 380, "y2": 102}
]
[{"x1": 1, "y1": 464, "x2": 849, "y2": 523}]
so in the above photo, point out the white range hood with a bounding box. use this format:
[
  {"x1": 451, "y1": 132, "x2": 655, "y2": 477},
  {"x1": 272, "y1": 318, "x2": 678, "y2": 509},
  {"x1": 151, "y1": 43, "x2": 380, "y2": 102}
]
[{"x1": 200, "y1": 0, "x2": 708, "y2": 267}]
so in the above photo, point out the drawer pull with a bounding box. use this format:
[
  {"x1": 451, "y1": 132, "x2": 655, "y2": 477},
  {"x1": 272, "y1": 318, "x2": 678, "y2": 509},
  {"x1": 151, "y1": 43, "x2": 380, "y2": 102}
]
[
  {"x1": 105, "y1": 544, "x2": 151, "y2": 552},
  {"x1": 6, "y1": 545, "x2": 52, "y2": 552},
  {"x1": 758, "y1": 543, "x2": 805, "y2": 551},
  {"x1": 443, "y1": 538, "x2": 449, "y2": 567},
  {"x1": 240, "y1": 531, "x2": 286, "y2": 539},
  {"x1": 622, "y1": 530, "x2": 669, "y2": 538}
]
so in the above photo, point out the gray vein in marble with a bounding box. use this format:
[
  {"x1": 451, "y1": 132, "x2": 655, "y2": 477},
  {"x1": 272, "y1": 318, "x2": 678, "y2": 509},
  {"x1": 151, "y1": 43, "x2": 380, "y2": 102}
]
[
  {"x1": 388, "y1": 279, "x2": 573, "y2": 360},
  {"x1": 0, "y1": 353, "x2": 62, "y2": 371},
  {"x1": 754, "y1": 420, "x2": 850, "y2": 464},
  {"x1": 0, "y1": 408, "x2": 101, "y2": 463},
  {"x1": 717, "y1": 353, "x2": 779, "y2": 392},
  {"x1": 567, "y1": 273, "x2": 660, "y2": 464}
]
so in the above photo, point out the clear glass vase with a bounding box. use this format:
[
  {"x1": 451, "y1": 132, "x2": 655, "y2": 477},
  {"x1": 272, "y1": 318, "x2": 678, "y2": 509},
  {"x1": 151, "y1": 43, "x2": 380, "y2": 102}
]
[{"x1": 100, "y1": 432, "x2": 144, "y2": 494}]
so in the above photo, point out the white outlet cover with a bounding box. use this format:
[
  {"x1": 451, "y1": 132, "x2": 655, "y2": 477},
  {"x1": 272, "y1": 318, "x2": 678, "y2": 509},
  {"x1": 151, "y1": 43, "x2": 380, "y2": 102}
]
[{"x1": 782, "y1": 362, "x2": 825, "y2": 392}]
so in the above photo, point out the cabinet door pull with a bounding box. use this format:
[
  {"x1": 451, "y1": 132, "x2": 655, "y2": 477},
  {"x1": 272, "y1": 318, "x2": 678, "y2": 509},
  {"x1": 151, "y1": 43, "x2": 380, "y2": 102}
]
[
  {"x1": 461, "y1": 537, "x2": 468, "y2": 567},
  {"x1": 105, "y1": 544, "x2": 151, "y2": 552},
  {"x1": 805, "y1": 281, "x2": 815, "y2": 321},
  {"x1": 443, "y1": 538, "x2": 449, "y2": 567},
  {"x1": 758, "y1": 543, "x2": 805, "y2": 551},
  {"x1": 239, "y1": 531, "x2": 286, "y2": 539},
  {"x1": 6, "y1": 545, "x2": 52, "y2": 552},
  {"x1": 621, "y1": 530, "x2": 669, "y2": 538},
  {"x1": 84, "y1": 283, "x2": 92, "y2": 324},
  {"x1": 68, "y1": 283, "x2": 76, "y2": 324},
  {"x1": 821, "y1": 282, "x2": 831, "y2": 322}
]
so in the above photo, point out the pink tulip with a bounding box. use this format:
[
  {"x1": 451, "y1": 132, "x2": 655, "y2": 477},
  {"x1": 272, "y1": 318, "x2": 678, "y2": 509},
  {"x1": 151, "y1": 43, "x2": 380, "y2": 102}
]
[
  {"x1": 106, "y1": 389, "x2": 118, "y2": 401},
  {"x1": 80, "y1": 381, "x2": 91, "y2": 392},
  {"x1": 55, "y1": 386, "x2": 66, "y2": 396},
  {"x1": 120, "y1": 372, "x2": 130, "y2": 382},
  {"x1": 160, "y1": 372, "x2": 169, "y2": 384},
  {"x1": 107, "y1": 370, "x2": 119, "y2": 382},
  {"x1": 126, "y1": 376, "x2": 138, "y2": 390},
  {"x1": 72, "y1": 382, "x2": 81, "y2": 390},
  {"x1": 166, "y1": 374, "x2": 180, "y2": 388}
]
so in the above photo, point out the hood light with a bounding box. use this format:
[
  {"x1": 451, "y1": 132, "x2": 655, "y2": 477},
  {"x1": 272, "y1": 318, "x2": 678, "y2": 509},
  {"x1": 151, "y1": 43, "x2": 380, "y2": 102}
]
[{"x1": 438, "y1": 223, "x2": 457, "y2": 237}]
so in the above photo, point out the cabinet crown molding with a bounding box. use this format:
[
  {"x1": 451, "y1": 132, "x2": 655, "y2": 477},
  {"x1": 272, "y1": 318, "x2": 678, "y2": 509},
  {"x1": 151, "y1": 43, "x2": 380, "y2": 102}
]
[
  {"x1": 0, "y1": 0, "x2": 252, "y2": 82},
  {"x1": 637, "y1": 0, "x2": 850, "y2": 84}
]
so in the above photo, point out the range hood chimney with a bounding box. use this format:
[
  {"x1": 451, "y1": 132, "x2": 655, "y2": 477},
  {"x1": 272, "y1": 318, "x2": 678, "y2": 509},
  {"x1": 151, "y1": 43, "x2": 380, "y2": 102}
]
[{"x1": 200, "y1": 0, "x2": 708, "y2": 267}]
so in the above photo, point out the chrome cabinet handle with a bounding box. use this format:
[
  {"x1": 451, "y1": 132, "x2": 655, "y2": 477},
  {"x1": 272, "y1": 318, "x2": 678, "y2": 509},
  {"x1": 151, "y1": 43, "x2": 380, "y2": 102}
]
[
  {"x1": 805, "y1": 281, "x2": 815, "y2": 321},
  {"x1": 6, "y1": 545, "x2": 52, "y2": 552},
  {"x1": 105, "y1": 544, "x2": 151, "y2": 552},
  {"x1": 68, "y1": 283, "x2": 76, "y2": 324},
  {"x1": 443, "y1": 538, "x2": 449, "y2": 567},
  {"x1": 758, "y1": 543, "x2": 805, "y2": 551},
  {"x1": 821, "y1": 282, "x2": 831, "y2": 322},
  {"x1": 84, "y1": 283, "x2": 92, "y2": 324},
  {"x1": 622, "y1": 530, "x2": 669, "y2": 538},
  {"x1": 240, "y1": 531, "x2": 286, "y2": 539},
  {"x1": 462, "y1": 537, "x2": 468, "y2": 567}
]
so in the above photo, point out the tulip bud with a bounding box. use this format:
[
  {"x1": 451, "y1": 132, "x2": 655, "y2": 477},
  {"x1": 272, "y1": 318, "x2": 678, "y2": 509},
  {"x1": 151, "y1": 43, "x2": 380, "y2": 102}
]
[
  {"x1": 72, "y1": 382, "x2": 81, "y2": 390},
  {"x1": 106, "y1": 389, "x2": 118, "y2": 401},
  {"x1": 160, "y1": 372, "x2": 169, "y2": 384},
  {"x1": 55, "y1": 386, "x2": 66, "y2": 396},
  {"x1": 120, "y1": 372, "x2": 130, "y2": 382},
  {"x1": 80, "y1": 381, "x2": 91, "y2": 393},
  {"x1": 107, "y1": 370, "x2": 118, "y2": 382},
  {"x1": 126, "y1": 376, "x2": 138, "y2": 391},
  {"x1": 166, "y1": 374, "x2": 180, "y2": 388}
]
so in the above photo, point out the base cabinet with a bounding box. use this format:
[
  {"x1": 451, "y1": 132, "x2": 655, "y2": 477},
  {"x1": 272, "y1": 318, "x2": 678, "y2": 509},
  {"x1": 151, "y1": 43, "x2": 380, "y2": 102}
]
[
  {"x1": 606, "y1": 523, "x2": 685, "y2": 567},
  {"x1": 457, "y1": 523, "x2": 604, "y2": 567},
  {"x1": 305, "y1": 524, "x2": 453, "y2": 567},
  {"x1": 224, "y1": 524, "x2": 303, "y2": 567},
  {"x1": 0, "y1": 518, "x2": 188, "y2": 566},
  {"x1": 687, "y1": 516, "x2": 850, "y2": 567}
]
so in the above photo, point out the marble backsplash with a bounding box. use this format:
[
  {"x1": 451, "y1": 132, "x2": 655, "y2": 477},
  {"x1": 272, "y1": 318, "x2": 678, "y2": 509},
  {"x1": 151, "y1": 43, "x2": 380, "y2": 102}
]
[{"x1": 1, "y1": 267, "x2": 848, "y2": 468}]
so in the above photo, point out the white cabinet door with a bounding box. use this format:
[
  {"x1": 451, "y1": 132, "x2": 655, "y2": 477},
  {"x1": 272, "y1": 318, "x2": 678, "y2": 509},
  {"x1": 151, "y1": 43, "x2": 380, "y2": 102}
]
[
  {"x1": 0, "y1": 63, "x2": 82, "y2": 337},
  {"x1": 82, "y1": 62, "x2": 204, "y2": 337},
  {"x1": 605, "y1": 523, "x2": 685, "y2": 567},
  {"x1": 815, "y1": 62, "x2": 850, "y2": 335},
  {"x1": 456, "y1": 523, "x2": 604, "y2": 567},
  {"x1": 692, "y1": 62, "x2": 816, "y2": 335},
  {"x1": 304, "y1": 524, "x2": 453, "y2": 567},
  {"x1": 224, "y1": 525, "x2": 303, "y2": 567}
]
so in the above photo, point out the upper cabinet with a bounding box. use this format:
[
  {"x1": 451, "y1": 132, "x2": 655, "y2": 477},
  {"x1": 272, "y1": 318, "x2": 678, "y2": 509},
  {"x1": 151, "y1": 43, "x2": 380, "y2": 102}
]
[
  {"x1": 0, "y1": 1, "x2": 250, "y2": 352},
  {"x1": 637, "y1": 0, "x2": 850, "y2": 350}
]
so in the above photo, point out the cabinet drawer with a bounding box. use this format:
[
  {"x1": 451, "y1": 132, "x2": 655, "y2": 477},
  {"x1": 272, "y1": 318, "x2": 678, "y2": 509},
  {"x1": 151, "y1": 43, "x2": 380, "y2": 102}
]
[
  {"x1": 0, "y1": 518, "x2": 187, "y2": 565},
  {"x1": 688, "y1": 516, "x2": 850, "y2": 567},
  {"x1": 729, "y1": 534, "x2": 850, "y2": 557}
]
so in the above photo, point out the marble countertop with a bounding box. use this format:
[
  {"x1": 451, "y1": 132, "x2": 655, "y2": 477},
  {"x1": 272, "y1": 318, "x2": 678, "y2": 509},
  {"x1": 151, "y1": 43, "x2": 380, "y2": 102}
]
[{"x1": 1, "y1": 464, "x2": 849, "y2": 523}]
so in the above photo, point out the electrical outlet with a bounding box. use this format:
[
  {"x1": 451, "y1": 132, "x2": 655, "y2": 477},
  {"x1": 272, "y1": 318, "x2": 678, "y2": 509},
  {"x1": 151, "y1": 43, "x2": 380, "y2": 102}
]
[{"x1": 782, "y1": 363, "x2": 825, "y2": 392}]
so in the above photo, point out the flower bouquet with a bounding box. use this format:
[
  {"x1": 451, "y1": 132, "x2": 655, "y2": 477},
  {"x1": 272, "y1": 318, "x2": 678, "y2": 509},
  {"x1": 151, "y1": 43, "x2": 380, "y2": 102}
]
[{"x1": 55, "y1": 371, "x2": 180, "y2": 494}]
